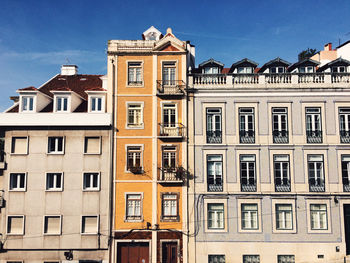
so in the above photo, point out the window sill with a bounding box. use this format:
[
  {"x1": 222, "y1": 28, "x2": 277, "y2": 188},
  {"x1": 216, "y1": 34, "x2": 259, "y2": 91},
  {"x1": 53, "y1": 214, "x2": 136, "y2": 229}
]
[
  {"x1": 308, "y1": 228, "x2": 331, "y2": 234},
  {"x1": 47, "y1": 152, "x2": 64, "y2": 155},
  {"x1": 43, "y1": 233, "x2": 61, "y2": 236},
  {"x1": 126, "y1": 125, "x2": 144, "y2": 130},
  {"x1": 82, "y1": 188, "x2": 100, "y2": 192},
  {"x1": 239, "y1": 229, "x2": 261, "y2": 233},
  {"x1": 84, "y1": 152, "x2": 102, "y2": 155},
  {"x1": 45, "y1": 189, "x2": 63, "y2": 192},
  {"x1": 205, "y1": 228, "x2": 227, "y2": 233},
  {"x1": 127, "y1": 84, "x2": 144, "y2": 88},
  {"x1": 273, "y1": 229, "x2": 296, "y2": 234},
  {"x1": 161, "y1": 216, "x2": 180, "y2": 222},
  {"x1": 10, "y1": 153, "x2": 28, "y2": 156},
  {"x1": 124, "y1": 218, "x2": 143, "y2": 223},
  {"x1": 81, "y1": 232, "x2": 98, "y2": 236},
  {"x1": 7, "y1": 233, "x2": 24, "y2": 236},
  {"x1": 9, "y1": 189, "x2": 26, "y2": 192}
]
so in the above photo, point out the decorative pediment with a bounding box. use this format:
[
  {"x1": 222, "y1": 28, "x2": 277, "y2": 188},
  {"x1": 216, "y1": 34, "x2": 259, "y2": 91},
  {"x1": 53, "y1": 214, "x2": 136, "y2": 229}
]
[
  {"x1": 153, "y1": 28, "x2": 185, "y2": 52},
  {"x1": 142, "y1": 26, "x2": 162, "y2": 41}
]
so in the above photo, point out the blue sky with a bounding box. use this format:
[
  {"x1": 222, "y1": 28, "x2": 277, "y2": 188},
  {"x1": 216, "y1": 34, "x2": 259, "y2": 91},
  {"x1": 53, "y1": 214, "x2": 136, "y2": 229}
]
[{"x1": 1, "y1": 0, "x2": 350, "y2": 111}]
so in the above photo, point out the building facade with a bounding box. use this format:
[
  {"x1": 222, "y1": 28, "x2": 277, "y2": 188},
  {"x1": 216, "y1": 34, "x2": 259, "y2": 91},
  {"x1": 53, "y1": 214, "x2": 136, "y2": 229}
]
[
  {"x1": 0, "y1": 65, "x2": 112, "y2": 262},
  {"x1": 188, "y1": 57, "x2": 350, "y2": 263},
  {"x1": 107, "y1": 27, "x2": 195, "y2": 263}
]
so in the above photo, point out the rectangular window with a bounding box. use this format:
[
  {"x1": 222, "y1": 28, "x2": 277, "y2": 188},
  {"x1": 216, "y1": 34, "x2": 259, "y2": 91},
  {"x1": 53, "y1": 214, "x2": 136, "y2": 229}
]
[
  {"x1": 310, "y1": 204, "x2": 327, "y2": 230},
  {"x1": 44, "y1": 215, "x2": 61, "y2": 235},
  {"x1": 207, "y1": 203, "x2": 224, "y2": 229},
  {"x1": 161, "y1": 193, "x2": 178, "y2": 220},
  {"x1": 274, "y1": 155, "x2": 290, "y2": 192},
  {"x1": 206, "y1": 108, "x2": 222, "y2": 144},
  {"x1": 308, "y1": 155, "x2": 325, "y2": 192},
  {"x1": 299, "y1": 66, "x2": 314, "y2": 73},
  {"x1": 9, "y1": 173, "x2": 26, "y2": 191},
  {"x1": 90, "y1": 97, "x2": 103, "y2": 112},
  {"x1": 278, "y1": 255, "x2": 295, "y2": 263},
  {"x1": 306, "y1": 107, "x2": 322, "y2": 143},
  {"x1": 332, "y1": 66, "x2": 347, "y2": 73},
  {"x1": 276, "y1": 204, "x2": 293, "y2": 230},
  {"x1": 128, "y1": 62, "x2": 142, "y2": 85},
  {"x1": 81, "y1": 216, "x2": 98, "y2": 234},
  {"x1": 237, "y1": 67, "x2": 253, "y2": 74},
  {"x1": 208, "y1": 255, "x2": 225, "y2": 263},
  {"x1": 127, "y1": 103, "x2": 143, "y2": 127},
  {"x1": 339, "y1": 108, "x2": 350, "y2": 143},
  {"x1": 272, "y1": 108, "x2": 288, "y2": 143},
  {"x1": 22, "y1": 96, "x2": 34, "y2": 112},
  {"x1": 207, "y1": 155, "x2": 223, "y2": 192},
  {"x1": 162, "y1": 146, "x2": 176, "y2": 169},
  {"x1": 239, "y1": 108, "x2": 255, "y2": 143},
  {"x1": 7, "y1": 215, "x2": 24, "y2": 235},
  {"x1": 342, "y1": 155, "x2": 350, "y2": 192},
  {"x1": 162, "y1": 103, "x2": 177, "y2": 127},
  {"x1": 46, "y1": 173, "x2": 63, "y2": 191},
  {"x1": 240, "y1": 155, "x2": 256, "y2": 192},
  {"x1": 11, "y1": 137, "x2": 28, "y2": 154},
  {"x1": 127, "y1": 146, "x2": 142, "y2": 173},
  {"x1": 84, "y1": 137, "x2": 101, "y2": 154},
  {"x1": 271, "y1": 66, "x2": 285, "y2": 73},
  {"x1": 162, "y1": 62, "x2": 176, "y2": 86},
  {"x1": 241, "y1": 204, "x2": 258, "y2": 230},
  {"x1": 83, "y1": 172, "x2": 100, "y2": 191},
  {"x1": 243, "y1": 255, "x2": 260, "y2": 263},
  {"x1": 126, "y1": 194, "x2": 142, "y2": 220},
  {"x1": 56, "y1": 96, "x2": 68, "y2": 112},
  {"x1": 48, "y1": 137, "x2": 64, "y2": 154}
]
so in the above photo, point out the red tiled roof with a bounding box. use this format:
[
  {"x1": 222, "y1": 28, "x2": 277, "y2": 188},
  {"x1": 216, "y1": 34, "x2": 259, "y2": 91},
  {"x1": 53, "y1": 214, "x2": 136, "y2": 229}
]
[
  {"x1": 86, "y1": 87, "x2": 107, "y2": 92},
  {"x1": 50, "y1": 86, "x2": 72, "y2": 92},
  {"x1": 221, "y1": 68, "x2": 230, "y2": 74},
  {"x1": 254, "y1": 68, "x2": 260, "y2": 73},
  {"x1": 18, "y1": 86, "x2": 38, "y2": 91}
]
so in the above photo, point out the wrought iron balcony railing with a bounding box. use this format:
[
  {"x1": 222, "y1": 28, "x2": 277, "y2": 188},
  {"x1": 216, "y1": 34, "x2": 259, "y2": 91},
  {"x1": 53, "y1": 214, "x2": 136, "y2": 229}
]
[
  {"x1": 241, "y1": 179, "x2": 257, "y2": 192},
  {"x1": 309, "y1": 178, "x2": 325, "y2": 192},
  {"x1": 208, "y1": 183, "x2": 223, "y2": 192},
  {"x1": 206, "y1": 130, "x2": 222, "y2": 144},
  {"x1": 157, "y1": 80, "x2": 185, "y2": 95},
  {"x1": 239, "y1": 130, "x2": 255, "y2": 144},
  {"x1": 275, "y1": 178, "x2": 291, "y2": 192},
  {"x1": 273, "y1": 130, "x2": 289, "y2": 144},
  {"x1": 158, "y1": 167, "x2": 184, "y2": 183},
  {"x1": 159, "y1": 123, "x2": 185, "y2": 138},
  {"x1": 340, "y1": 130, "x2": 350, "y2": 143},
  {"x1": 306, "y1": 130, "x2": 322, "y2": 143}
]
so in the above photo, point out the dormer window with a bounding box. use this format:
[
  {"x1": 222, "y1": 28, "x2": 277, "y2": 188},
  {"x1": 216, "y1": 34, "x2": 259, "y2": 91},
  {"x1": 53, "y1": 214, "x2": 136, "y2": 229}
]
[
  {"x1": 56, "y1": 96, "x2": 69, "y2": 112},
  {"x1": 271, "y1": 67, "x2": 285, "y2": 73},
  {"x1": 203, "y1": 67, "x2": 219, "y2": 74},
  {"x1": 332, "y1": 66, "x2": 347, "y2": 73},
  {"x1": 237, "y1": 67, "x2": 253, "y2": 74},
  {"x1": 21, "y1": 96, "x2": 34, "y2": 112},
  {"x1": 299, "y1": 66, "x2": 314, "y2": 73},
  {"x1": 91, "y1": 97, "x2": 102, "y2": 112}
]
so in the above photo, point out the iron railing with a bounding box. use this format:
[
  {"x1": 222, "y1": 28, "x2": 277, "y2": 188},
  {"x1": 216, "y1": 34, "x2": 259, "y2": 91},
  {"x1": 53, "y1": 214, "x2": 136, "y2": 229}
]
[
  {"x1": 306, "y1": 130, "x2": 322, "y2": 143},
  {"x1": 309, "y1": 178, "x2": 325, "y2": 192},
  {"x1": 157, "y1": 80, "x2": 185, "y2": 95},
  {"x1": 273, "y1": 130, "x2": 289, "y2": 144},
  {"x1": 239, "y1": 130, "x2": 255, "y2": 144},
  {"x1": 206, "y1": 130, "x2": 222, "y2": 144},
  {"x1": 158, "y1": 167, "x2": 184, "y2": 183},
  {"x1": 340, "y1": 130, "x2": 350, "y2": 143}
]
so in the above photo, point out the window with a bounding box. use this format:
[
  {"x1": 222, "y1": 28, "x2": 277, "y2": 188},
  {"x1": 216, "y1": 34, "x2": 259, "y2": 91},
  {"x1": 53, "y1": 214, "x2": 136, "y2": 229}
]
[
  {"x1": 276, "y1": 204, "x2": 293, "y2": 230},
  {"x1": 84, "y1": 137, "x2": 101, "y2": 154},
  {"x1": 310, "y1": 204, "x2": 327, "y2": 230},
  {"x1": 11, "y1": 137, "x2": 28, "y2": 154},
  {"x1": 299, "y1": 66, "x2": 314, "y2": 73},
  {"x1": 161, "y1": 193, "x2": 178, "y2": 221},
  {"x1": 342, "y1": 155, "x2": 350, "y2": 191},
  {"x1": 243, "y1": 255, "x2": 260, "y2": 263},
  {"x1": 162, "y1": 146, "x2": 176, "y2": 169},
  {"x1": 339, "y1": 108, "x2": 350, "y2": 143},
  {"x1": 56, "y1": 96, "x2": 69, "y2": 112},
  {"x1": 128, "y1": 62, "x2": 142, "y2": 85},
  {"x1": 126, "y1": 194, "x2": 142, "y2": 220},
  {"x1": 207, "y1": 155, "x2": 223, "y2": 192},
  {"x1": 21, "y1": 96, "x2": 34, "y2": 112},
  {"x1": 162, "y1": 103, "x2": 177, "y2": 127},
  {"x1": 162, "y1": 62, "x2": 176, "y2": 86},
  {"x1": 44, "y1": 215, "x2": 62, "y2": 235},
  {"x1": 127, "y1": 103, "x2": 143, "y2": 127},
  {"x1": 237, "y1": 67, "x2": 253, "y2": 74},
  {"x1": 274, "y1": 155, "x2": 290, "y2": 192},
  {"x1": 203, "y1": 67, "x2": 219, "y2": 74},
  {"x1": 241, "y1": 204, "x2": 258, "y2": 230},
  {"x1": 278, "y1": 255, "x2": 295, "y2": 263},
  {"x1": 239, "y1": 108, "x2": 255, "y2": 143},
  {"x1": 81, "y1": 216, "x2": 98, "y2": 234},
  {"x1": 308, "y1": 155, "x2": 325, "y2": 192},
  {"x1": 240, "y1": 155, "x2": 256, "y2": 192},
  {"x1": 127, "y1": 146, "x2": 142, "y2": 173},
  {"x1": 46, "y1": 173, "x2": 63, "y2": 191},
  {"x1": 90, "y1": 96, "x2": 103, "y2": 112},
  {"x1": 206, "y1": 108, "x2": 222, "y2": 143},
  {"x1": 7, "y1": 215, "x2": 24, "y2": 235},
  {"x1": 207, "y1": 203, "x2": 224, "y2": 229},
  {"x1": 271, "y1": 66, "x2": 285, "y2": 73},
  {"x1": 48, "y1": 137, "x2": 64, "y2": 154},
  {"x1": 306, "y1": 108, "x2": 322, "y2": 143},
  {"x1": 208, "y1": 255, "x2": 225, "y2": 263},
  {"x1": 83, "y1": 172, "x2": 100, "y2": 191},
  {"x1": 272, "y1": 108, "x2": 288, "y2": 143},
  {"x1": 332, "y1": 66, "x2": 347, "y2": 73},
  {"x1": 9, "y1": 173, "x2": 26, "y2": 191}
]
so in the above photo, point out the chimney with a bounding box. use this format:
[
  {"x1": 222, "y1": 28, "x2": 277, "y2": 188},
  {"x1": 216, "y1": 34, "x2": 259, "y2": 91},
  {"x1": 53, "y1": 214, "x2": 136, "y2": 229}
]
[
  {"x1": 61, "y1": 65, "x2": 78, "y2": 76},
  {"x1": 10, "y1": 96, "x2": 19, "y2": 103},
  {"x1": 324, "y1": 43, "x2": 332, "y2": 51}
]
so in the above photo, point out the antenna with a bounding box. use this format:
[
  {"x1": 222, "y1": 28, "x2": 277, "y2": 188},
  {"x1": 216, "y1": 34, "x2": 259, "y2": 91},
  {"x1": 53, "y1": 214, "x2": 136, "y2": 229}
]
[{"x1": 65, "y1": 58, "x2": 71, "y2": 65}]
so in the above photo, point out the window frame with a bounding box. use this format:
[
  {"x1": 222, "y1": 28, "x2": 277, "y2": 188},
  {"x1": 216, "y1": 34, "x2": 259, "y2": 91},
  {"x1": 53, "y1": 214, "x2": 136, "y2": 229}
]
[
  {"x1": 126, "y1": 102, "x2": 144, "y2": 129},
  {"x1": 7, "y1": 215, "x2": 25, "y2": 235},
  {"x1": 306, "y1": 200, "x2": 331, "y2": 233},
  {"x1": 207, "y1": 203, "x2": 225, "y2": 230},
  {"x1": 275, "y1": 204, "x2": 293, "y2": 230},
  {"x1": 43, "y1": 215, "x2": 62, "y2": 236},
  {"x1": 208, "y1": 255, "x2": 225, "y2": 263},
  {"x1": 9, "y1": 173, "x2": 27, "y2": 191},
  {"x1": 82, "y1": 172, "x2": 100, "y2": 191},
  {"x1": 11, "y1": 136, "x2": 29, "y2": 155},
  {"x1": 277, "y1": 255, "x2": 295, "y2": 263},
  {"x1": 84, "y1": 136, "x2": 102, "y2": 155},
  {"x1": 206, "y1": 107, "x2": 222, "y2": 144},
  {"x1": 307, "y1": 154, "x2": 325, "y2": 192},
  {"x1": 272, "y1": 107, "x2": 289, "y2": 144},
  {"x1": 207, "y1": 154, "x2": 223, "y2": 192},
  {"x1": 305, "y1": 107, "x2": 323, "y2": 143},
  {"x1": 239, "y1": 107, "x2": 255, "y2": 144},
  {"x1": 240, "y1": 154, "x2": 256, "y2": 192},
  {"x1": 54, "y1": 95, "x2": 70, "y2": 113},
  {"x1": 273, "y1": 154, "x2": 291, "y2": 192},
  {"x1": 243, "y1": 255, "x2": 260, "y2": 263},
  {"x1": 46, "y1": 172, "x2": 64, "y2": 191},
  {"x1": 161, "y1": 61, "x2": 177, "y2": 86},
  {"x1": 47, "y1": 136, "x2": 65, "y2": 155},
  {"x1": 127, "y1": 61, "x2": 143, "y2": 87},
  {"x1": 272, "y1": 199, "x2": 296, "y2": 233},
  {"x1": 161, "y1": 192, "x2": 179, "y2": 222},
  {"x1": 126, "y1": 145, "x2": 143, "y2": 172},
  {"x1": 81, "y1": 215, "x2": 99, "y2": 235},
  {"x1": 89, "y1": 95, "x2": 105, "y2": 113},
  {"x1": 339, "y1": 107, "x2": 350, "y2": 143},
  {"x1": 125, "y1": 192, "x2": 143, "y2": 222},
  {"x1": 21, "y1": 95, "x2": 35, "y2": 112},
  {"x1": 204, "y1": 198, "x2": 227, "y2": 233},
  {"x1": 238, "y1": 199, "x2": 262, "y2": 233}
]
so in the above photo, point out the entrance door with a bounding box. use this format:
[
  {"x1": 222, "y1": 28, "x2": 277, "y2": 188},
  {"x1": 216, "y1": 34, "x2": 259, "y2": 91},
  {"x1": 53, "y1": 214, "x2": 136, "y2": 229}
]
[
  {"x1": 117, "y1": 242, "x2": 149, "y2": 263},
  {"x1": 344, "y1": 205, "x2": 350, "y2": 254},
  {"x1": 162, "y1": 242, "x2": 178, "y2": 263}
]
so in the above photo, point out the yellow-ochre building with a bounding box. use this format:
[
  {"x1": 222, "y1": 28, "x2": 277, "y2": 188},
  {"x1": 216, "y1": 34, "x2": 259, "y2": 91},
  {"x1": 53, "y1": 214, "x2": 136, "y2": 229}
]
[{"x1": 107, "y1": 26, "x2": 195, "y2": 263}]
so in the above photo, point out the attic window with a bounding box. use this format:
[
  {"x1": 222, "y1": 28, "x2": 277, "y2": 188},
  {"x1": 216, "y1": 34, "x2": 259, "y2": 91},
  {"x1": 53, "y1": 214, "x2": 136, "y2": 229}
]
[
  {"x1": 299, "y1": 66, "x2": 314, "y2": 73},
  {"x1": 55, "y1": 96, "x2": 69, "y2": 112},
  {"x1": 203, "y1": 67, "x2": 219, "y2": 74},
  {"x1": 332, "y1": 66, "x2": 347, "y2": 73},
  {"x1": 271, "y1": 67, "x2": 285, "y2": 73},
  {"x1": 21, "y1": 96, "x2": 34, "y2": 112},
  {"x1": 237, "y1": 67, "x2": 253, "y2": 74}
]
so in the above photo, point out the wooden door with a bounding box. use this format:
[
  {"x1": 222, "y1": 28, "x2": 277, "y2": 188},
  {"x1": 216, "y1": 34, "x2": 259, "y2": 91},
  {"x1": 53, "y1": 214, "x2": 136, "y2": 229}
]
[
  {"x1": 117, "y1": 242, "x2": 149, "y2": 263},
  {"x1": 162, "y1": 242, "x2": 178, "y2": 263}
]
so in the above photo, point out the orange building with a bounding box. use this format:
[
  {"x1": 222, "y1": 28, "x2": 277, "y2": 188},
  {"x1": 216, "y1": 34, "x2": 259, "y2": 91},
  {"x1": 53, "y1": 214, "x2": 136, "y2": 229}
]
[{"x1": 107, "y1": 26, "x2": 195, "y2": 263}]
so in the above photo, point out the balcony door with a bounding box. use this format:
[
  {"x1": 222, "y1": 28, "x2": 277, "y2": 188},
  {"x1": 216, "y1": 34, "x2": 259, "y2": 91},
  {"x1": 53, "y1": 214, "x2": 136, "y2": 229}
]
[
  {"x1": 163, "y1": 104, "x2": 177, "y2": 128},
  {"x1": 206, "y1": 108, "x2": 222, "y2": 143},
  {"x1": 162, "y1": 62, "x2": 176, "y2": 86}
]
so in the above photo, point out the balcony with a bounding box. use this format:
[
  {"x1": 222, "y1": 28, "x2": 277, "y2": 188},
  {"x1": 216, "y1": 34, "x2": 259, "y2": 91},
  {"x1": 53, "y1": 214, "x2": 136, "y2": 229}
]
[
  {"x1": 206, "y1": 130, "x2": 222, "y2": 144},
  {"x1": 193, "y1": 74, "x2": 227, "y2": 85},
  {"x1": 128, "y1": 166, "x2": 143, "y2": 174},
  {"x1": 309, "y1": 178, "x2": 325, "y2": 192},
  {"x1": 159, "y1": 123, "x2": 185, "y2": 139},
  {"x1": 275, "y1": 178, "x2": 291, "y2": 192},
  {"x1": 157, "y1": 80, "x2": 185, "y2": 96},
  {"x1": 158, "y1": 167, "x2": 184, "y2": 184},
  {"x1": 306, "y1": 130, "x2": 322, "y2": 143},
  {"x1": 343, "y1": 179, "x2": 350, "y2": 192},
  {"x1": 208, "y1": 183, "x2": 223, "y2": 192},
  {"x1": 340, "y1": 130, "x2": 350, "y2": 143},
  {"x1": 233, "y1": 74, "x2": 259, "y2": 84},
  {"x1": 332, "y1": 73, "x2": 350, "y2": 83},
  {"x1": 240, "y1": 130, "x2": 255, "y2": 144},
  {"x1": 241, "y1": 179, "x2": 257, "y2": 192},
  {"x1": 273, "y1": 130, "x2": 289, "y2": 144},
  {"x1": 266, "y1": 73, "x2": 291, "y2": 84}
]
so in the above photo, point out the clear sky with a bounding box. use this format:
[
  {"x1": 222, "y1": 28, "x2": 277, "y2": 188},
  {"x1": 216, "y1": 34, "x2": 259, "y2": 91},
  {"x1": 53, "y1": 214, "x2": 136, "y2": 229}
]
[{"x1": 1, "y1": 0, "x2": 350, "y2": 111}]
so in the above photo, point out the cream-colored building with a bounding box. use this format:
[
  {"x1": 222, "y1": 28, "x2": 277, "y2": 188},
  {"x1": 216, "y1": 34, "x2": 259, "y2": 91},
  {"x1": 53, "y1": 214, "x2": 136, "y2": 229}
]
[{"x1": 0, "y1": 65, "x2": 112, "y2": 262}]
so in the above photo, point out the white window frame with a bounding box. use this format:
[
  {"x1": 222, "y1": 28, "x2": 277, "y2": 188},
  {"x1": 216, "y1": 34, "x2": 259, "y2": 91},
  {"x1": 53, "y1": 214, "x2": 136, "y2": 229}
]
[
  {"x1": 239, "y1": 107, "x2": 255, "y2": 142},
  {"x1": 89, "y1": 95, "x2": 105, "y2": 113},
  {"x1": 9, "y1": 173, "x2": 27, "y2": 191},
  {"x1": 206, "y1": 108, "x2": 222, "y2": 144},
  {"x1": 332, "y1": 66, "x2": 347, "y2": 73},
  {"x1": 299, "y1": 66, "x2": 314, "y2": 73},
  {"x1": 238, "y1": 199, "x2": 262, "y2": 233},
  {"x1": 21, "y1": 95, "x2": 35, "y2": 112},
  {"x1": 240, "y1": 155, "x2": 256, "y2": 191},
  {"x1": 161, "y1": 193, "x2": 179, "y2": 221},
  {"x1": 126, "y1": 102, "x2": 144, "y2": 129},
  {"x1": 237, "y1": 67, "x2": 253, "y2": 74},
  {"x1": 84, "y1": 136, "x2": 102, "y2": 155},
  {"x1": 126, "y1": 145, "x2": 143, "y2": 172},
  {"x1": 162, "y1": 61, "x2": 177, "y2": 86},
  {"x1": 272, "y1": 199, "x2": 296, "y2": 233},
  {"x1": 204, "y1": 198, "x2": 227, "y2": 233},
  {"x1": 43, "y1": 215, "x2": 62, "y2": 235},
  {"x1": 7, "y1": 215, "x2": 25, "y2": 235},
  {"x1": 46, "y1": 172, "x2": 63, "y2": 191},
  {"x1": 47, "y1": 136, "x2": 65, "y2": 154},
  {"x1": 161, "y1": 102, "x2": 178, "y2": 128},
  {"x1": 162, "y1": 146, "x2": 177, "y2": 169},
  {"x1": 81, "y1": 215, "x2": 99, "y2": 235},
  {"x1": 339, "y1": 108, "x2": 350, "y2": 138},
  {"x1": 11, "y1": 136, "x2": 29, "y2": 155},
  {"x1": 310, "y1": 204, "x2": 328, "y2": 230},
  {"x1": 127, "y1": 61, "x2": 143, "y2": 86},
  {"x1": 306, "y1": 200, "x2": 331, "y2": 233},
  {"x1": 54, "y1": 95, "x2": 70, "y2": 113},
  {"x1": 273, "y1": 155, "x2": 290, "y2": 189},
  {"x1": 125, "y1": 192, "x2": 143, "y2": 222},
  {"x1": 307, "y1": 154, "x2": 325, "y2": 189},
  {"x1": 272, "y1": 107, "x2": 288, "y2": 142},
  {"x1": 82, "y1": 172, "x2": 100, "y2": 191},
  {"x1": 275, "y1": 204, "x2": 293, "y2": 230},
  {"x1": 207, "y1": 154, "x2": 223, "y2": 192},
  {"x1": 270, "y1": 66, "x2": 285, "y2": 73}
]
